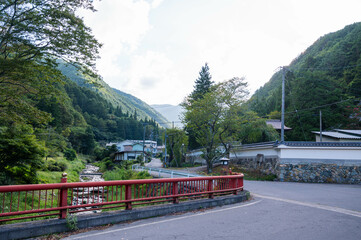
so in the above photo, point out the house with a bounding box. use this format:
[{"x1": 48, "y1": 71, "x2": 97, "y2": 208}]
[
  {"x1": 312, "y1": 129, "x2": 361, "y2": 142},
  {"x1": 109, "y1": 140, "x2": 158, "y2": 161},
  {"x1": 266, "y1": 119, "x2": 292, "y2": 131}
]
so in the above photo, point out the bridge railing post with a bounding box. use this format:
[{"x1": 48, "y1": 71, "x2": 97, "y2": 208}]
[
  {"x1": 125, "y1": 184, "x2": 132, "y2": 210},
  {"x1": 239, "y1": 176, "x2": 244, "y2": 191},
  {"x1": 207, "y1": 179, "x2": 214, "y2": 199},
  {"x1": 232, "y1": 178, "x2": 237, "y2": 195},
  {"x1": 59, "y1": 173, "x2": 68, "y2": 219},
  {"x1": 172, "y1": 181, "x2": 179, "y2": 204}
]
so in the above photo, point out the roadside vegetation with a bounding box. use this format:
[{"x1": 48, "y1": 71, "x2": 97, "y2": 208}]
[{"x1": 199, "y1": 164, "x2": 277, "y2": 181}]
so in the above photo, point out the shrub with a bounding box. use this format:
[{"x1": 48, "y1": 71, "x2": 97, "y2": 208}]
[
  {"x1": 46, "y1": 160, "x2": 67, "y2": 172},
  {"x1": 64, "y1": 148, "x2": 77, "y2": 161}
]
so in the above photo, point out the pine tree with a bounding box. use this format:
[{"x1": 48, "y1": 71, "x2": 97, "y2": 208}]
[{"x1": 190, "y1": 63, "x2": 214, "y2": 101}]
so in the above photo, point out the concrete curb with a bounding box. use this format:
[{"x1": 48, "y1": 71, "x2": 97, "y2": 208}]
[{"x1": 0, "y1": 191, "x2": 250, "y2": 240}]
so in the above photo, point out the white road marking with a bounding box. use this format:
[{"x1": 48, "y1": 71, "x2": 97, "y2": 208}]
[
  {"x1": 253, "y1": 193, "x2": 361, "y2": 218},
  {"x1": 68, "y1": 200, "x2": 262, "y2": 239}
]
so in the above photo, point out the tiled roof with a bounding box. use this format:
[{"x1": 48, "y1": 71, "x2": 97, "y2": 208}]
[
  {"x1": 236, "y1": 141, "x2": 361, "y2": 148},
  {"x1": 312, "y1": 131, "x2": 361, "y2": 139},
  {"x1": 266, "y1": 120, "x2": 292, "y2": 130},
  {"x1": 281, "y1": 141, "x2": 361, "y2": 147},
  {"x1": 334, "y1": 129, "x2": 361, "y2": 137}
]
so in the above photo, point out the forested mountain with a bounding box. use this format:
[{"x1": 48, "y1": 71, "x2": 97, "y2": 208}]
[
  {"x1": 58, "y1": 63, "x2": 170, "y2": 128},
  {"x1": 248, "y1": 22, "x2": 361, "y2": 141}
]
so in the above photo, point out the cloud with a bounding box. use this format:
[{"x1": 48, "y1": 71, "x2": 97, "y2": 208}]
[
  {"x1": 79, "y1": 0, "x2": 155, "y2": 80},
  {"x1": 78, "y1": 0, "x2": 361, "y2": 105}
]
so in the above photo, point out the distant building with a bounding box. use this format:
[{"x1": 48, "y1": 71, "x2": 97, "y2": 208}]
[
  {"x1": 108, "y1": 140, "x2": 158, "y2": 161},
  {"x1": 266, "y1": 119, "x2": 292, "y2": 131},
  {"x1": 312, "y1": 129, "x2": 361, "y2": 142}
]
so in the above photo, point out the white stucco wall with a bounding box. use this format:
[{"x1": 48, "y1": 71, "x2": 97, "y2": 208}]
[
  {"x1": 278, "y1": 145, "x2": 361, "y2": 160},
  {"x1": 230, "y1": 147, "x2": 279, "y2": 159}
]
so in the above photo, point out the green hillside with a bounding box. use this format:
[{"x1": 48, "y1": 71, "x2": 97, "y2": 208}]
[
  {"x1": 248, "y1": 22, "x2": 361, "y2": 140},
  {"x1": 58, "y1": 63, "x2": 170, "y2": 128}
]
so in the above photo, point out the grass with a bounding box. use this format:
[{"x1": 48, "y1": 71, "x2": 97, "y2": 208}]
[
  {"x1": 200, "y1": 164, "x2": 277, "y2": 181},
  {"x1": 38, "y1": 155, "x2": 86, "y2": 183}
]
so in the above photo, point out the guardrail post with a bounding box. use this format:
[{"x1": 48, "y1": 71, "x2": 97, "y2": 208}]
[
  {"x1": 59, "y1": 173, "x2": 68, "y2": 219},
  {"x1": 207, "y1": 179, "x2": 214, "y2": 199},
  {"x1": 239, "y1": 176, "x2": 244, "y2": 191},
  {"x1": 172, "y1": 181, "x2": 179, "y2": 204},
  {"x1": 125, "y1": 184, "x2": 132, "y2": 210},
  {"x1": 232, "y1": 178, "x2": 237, "y2": 195}
]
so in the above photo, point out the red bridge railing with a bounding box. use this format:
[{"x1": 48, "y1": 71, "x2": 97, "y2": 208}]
[{"x1": 0, "y1": 174, "x2": 243, "y2": 223}]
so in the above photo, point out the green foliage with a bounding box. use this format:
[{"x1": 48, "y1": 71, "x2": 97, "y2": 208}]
[
  {"x1": 64, "y1": 148, "x2": 77, "y2": 161},
  {"x1": 102, "y1": 167, "x2": 151, "y2": 181},
  {"x1": 0, "y1": 124, "x2": 46, "y2": 184},
  {"x1": 187, "y1": 63, "x2": 214, "y2": 150},
  {"x1": 237, "y1": 111, "x2": 279, "y2": 144},
  {"x1": 190, "y1": 63, "x2": 214, "y2": 101},
  {"x1": 182, "y1": 77, "x2": 249, "y2": 173},
  {"x1": 44, "y1": 160, "x2": 67, "y2": 172},
  {"x1": 94, "y1": 145, "x2": 118, "y2": 161},
  {"x1": 66, "y1": 213, "x2": 79, "y2": 231},
  {"x1": 165, "y1": 128, "x2": 188, "y2": 167},
  {"x1": 0, "y1": 0, "x2": 100, "y2": 184},
  {"x1": 248, "y1": 22, "x2": 361, "y2": 138},
  {"x1": 37, "y1": 156, "x2": 85, "y2": 183},
  {"x1": 58, "y1": 62, "x2": 170, "y2": 128}
]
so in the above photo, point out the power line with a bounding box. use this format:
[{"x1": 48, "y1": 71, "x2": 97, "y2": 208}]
[{"x1": 284, "y1": 98, "x2": 361, "y2": 115}]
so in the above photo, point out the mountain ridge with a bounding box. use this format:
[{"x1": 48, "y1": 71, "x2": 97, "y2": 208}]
[
  {"x1": 58, "y1": 62, "x2": 170, "y2": 128},
  {"x1": 248, "y1": 22, "x2": 361, "y2": 140}
]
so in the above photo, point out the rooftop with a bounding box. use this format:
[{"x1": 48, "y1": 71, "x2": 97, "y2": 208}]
[
  {"x1": 266, "y1": 119, "x2": 292, "y2": 130},
  {"x1": 312, "y1": 131, "x2": 361, "y2": 140}
]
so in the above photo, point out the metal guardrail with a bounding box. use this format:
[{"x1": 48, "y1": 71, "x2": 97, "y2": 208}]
[
  {"x1": 132, "y1": 165, "x2": 202, "y2": 178},
  {"x1": 0, "y1": 174, "x2": 244, "y2": 223}
]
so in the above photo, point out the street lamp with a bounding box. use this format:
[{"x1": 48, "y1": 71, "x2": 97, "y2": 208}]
[{"x1": 220, "y1": 157, "x2": 230, "y2": 175}]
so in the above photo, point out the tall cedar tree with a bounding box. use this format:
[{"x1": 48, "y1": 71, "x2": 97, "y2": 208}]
[
  {"x1": 190, "y1": 63, "x2": 214, "y2": 101},
  {"x1": 187, "y1": 63, "x2": 214, "y2": 149}
]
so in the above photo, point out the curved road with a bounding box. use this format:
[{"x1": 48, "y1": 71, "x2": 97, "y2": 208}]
[{"x1": 64, "y1": 180, "x2": 361, "y2": 240}]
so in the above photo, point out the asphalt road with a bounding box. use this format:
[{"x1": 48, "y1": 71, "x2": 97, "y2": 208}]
[{"x1": 64, "y1": 181, "x2": 361, "y2": 240}]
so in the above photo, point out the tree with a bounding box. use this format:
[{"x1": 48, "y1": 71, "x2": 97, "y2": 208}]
[
  {"x1": 0, "y1": 123, "x2": 46, "y2": 184},
  {"x1": 0, "y1": 0, "x2": 101, "y2": 184},
  {"x1": 0, "y1": 0, "x2": 101, "y2": 124},
  {"x1": 182, "y1": 77, "x2": 249, "y2": 173},
  {"x1": 165, "y1": 128, "x2": 188, "y2": 167},
  {"x1": 237, "y1": 111, "x2": 279, "y2": 144},
  {"x1": 187, "y1": 63, "x2": 214, "y2": 149},
  {"x1": 190, "y1": 63, "x2": 214, "y2": 101}
]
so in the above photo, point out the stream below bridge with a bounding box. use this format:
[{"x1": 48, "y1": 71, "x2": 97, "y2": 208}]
[{"x1": 73, "y1": 164, "x2": 105, "y2": 215}]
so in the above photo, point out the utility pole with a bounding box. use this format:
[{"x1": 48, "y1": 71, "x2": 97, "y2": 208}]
[
  {"x1": 319, "y1": 110, "x2": 323, "y2": 142},
  {"x1": 164, "y1": 132, "x2": 167, "y2": 167},
  {"x1": 142, "y1": 123, "x2": 149, "y2": 162},
  {"x1": 281, "y1": 67, "x2": 285, "y2": 142}
]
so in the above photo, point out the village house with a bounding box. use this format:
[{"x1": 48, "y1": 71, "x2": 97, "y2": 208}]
[
  {"x1": 312, "y1": 129, "x2": 361, "y2": 142},
  {"x1": 107, "y1": 140, "x2": 158, "y2": 161}
]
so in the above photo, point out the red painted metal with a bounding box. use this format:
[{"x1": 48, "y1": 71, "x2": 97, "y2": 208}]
[
  {"x1": 59, "y1": 176, "x2": 68, "y2": 218},
  {"x1": 0, "y1": 174, "x2": 243, "y2": 223}
]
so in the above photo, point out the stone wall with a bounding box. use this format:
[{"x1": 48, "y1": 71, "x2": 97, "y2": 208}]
[
  {"x1": 279, "y1": 163, "x2": 361, "y2": 184},
  {"x1": 230, "y1": 155, "x2": 361, "y2": 184},
  {"x1": 231, "y1": 154, "x2": 279, "y2": 176}
]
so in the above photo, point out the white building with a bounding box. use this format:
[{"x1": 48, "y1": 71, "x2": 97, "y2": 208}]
[
  {"x1": 312, "y1": 129, "x2": 361, "y2": 142},
  {"x1": 108, "y1": 140, "x2": 158, "y2": 161}
]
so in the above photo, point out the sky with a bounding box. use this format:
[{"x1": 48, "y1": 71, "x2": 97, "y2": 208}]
[{"x1": 79, "y1": 0, "x2": 361, "y2": 106}]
